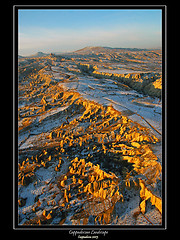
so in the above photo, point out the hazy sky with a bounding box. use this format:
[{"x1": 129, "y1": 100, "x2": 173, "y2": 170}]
[{"x1": 18, "y1": 9, "x2": 162, "y2": 56}]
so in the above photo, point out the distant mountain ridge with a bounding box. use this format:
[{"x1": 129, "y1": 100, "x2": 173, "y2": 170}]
[
  {"x1": 19, "y1": 46, "x2": 162, "y2": 58},
  {"x1": 72, "y1": 46, "x2": 114, "y2": 54},
  {"x1": 19, "y1": 52, "x2": 49, "y2": 58},
  {"x1": 29, "y1": 52, "x2": 49, "y2": 58},
  {"x1": 69, "y1": 46, "x2": 160, "y2": 55}
]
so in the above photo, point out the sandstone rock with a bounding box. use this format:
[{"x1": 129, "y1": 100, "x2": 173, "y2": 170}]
[{"x1": 41, "y1": 97, "x2": 47, "y2": 105}]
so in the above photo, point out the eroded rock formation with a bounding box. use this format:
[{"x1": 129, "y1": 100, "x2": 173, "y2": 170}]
[{"x1": 18, "y1": 51, "x2": 162, "y2": 226}]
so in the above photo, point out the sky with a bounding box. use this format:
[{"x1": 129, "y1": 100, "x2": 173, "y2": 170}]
[{"x1": 18, "y1": 9, "x2": 162, "y2": 56}]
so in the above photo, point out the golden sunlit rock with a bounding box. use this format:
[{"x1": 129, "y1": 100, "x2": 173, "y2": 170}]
[{"x1": 18, "y1": 48, "x2": 162, "y2": 226}]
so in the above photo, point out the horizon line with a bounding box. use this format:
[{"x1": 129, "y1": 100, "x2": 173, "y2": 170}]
[{"x1": 19, "y1": 45, "x2": 162, "y2": 57}]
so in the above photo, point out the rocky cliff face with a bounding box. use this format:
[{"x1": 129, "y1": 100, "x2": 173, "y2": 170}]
[{"x1": 79, "y1": 64, "x2": 162, "y2": 98}]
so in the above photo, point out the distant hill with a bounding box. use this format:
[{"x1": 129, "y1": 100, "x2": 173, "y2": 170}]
[
  {"x1": 20, "y1": 47, "x2": 161, "y2": 58},
  {"x1": 18, "y1": 55, "x2": 24, "y2": 59},
  {"x1": 69, "y1": 46, "x2": 152, "y2": 55},
  {"x1": 28, "y1": 52, "x2": 49, "y2": 58},
  {"x1": 72, "y1": 46, "x2": 112, "y2": 55}
]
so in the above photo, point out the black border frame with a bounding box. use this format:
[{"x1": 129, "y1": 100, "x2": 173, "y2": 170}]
[{"x1": 12, "y1": 5, "x2": 167, "y2": 232}]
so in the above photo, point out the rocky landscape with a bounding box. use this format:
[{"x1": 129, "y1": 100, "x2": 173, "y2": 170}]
[{"x1": 18, "y1": 47, "x2": 162, "y2": 226}]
